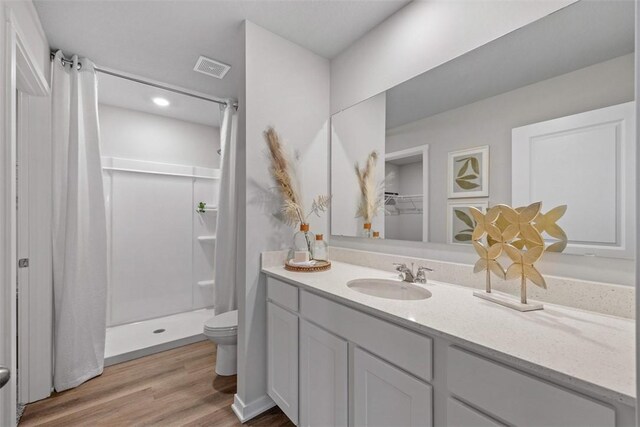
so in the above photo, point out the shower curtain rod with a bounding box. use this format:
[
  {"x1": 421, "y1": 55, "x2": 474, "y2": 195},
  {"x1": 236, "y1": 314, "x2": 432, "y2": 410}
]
[{"x1": 50, "y1": 52, "x2": 237, "y2": 108}]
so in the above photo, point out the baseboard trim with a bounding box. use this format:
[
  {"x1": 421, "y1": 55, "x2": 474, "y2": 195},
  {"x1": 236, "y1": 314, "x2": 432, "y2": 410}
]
[{"x1": 231, "y1": 394, "x2": 276, "y2": 423}]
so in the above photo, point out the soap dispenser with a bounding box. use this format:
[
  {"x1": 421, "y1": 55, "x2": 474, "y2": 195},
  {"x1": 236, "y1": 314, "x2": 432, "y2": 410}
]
[{"x1": 313, "y1": 234, "x2": 328, "y2": 261}]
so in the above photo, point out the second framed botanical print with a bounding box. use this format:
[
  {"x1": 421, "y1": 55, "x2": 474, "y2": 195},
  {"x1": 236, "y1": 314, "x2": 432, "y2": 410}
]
[{"x1": 447, "y1": 199, "x2": 489, "y2": 244}]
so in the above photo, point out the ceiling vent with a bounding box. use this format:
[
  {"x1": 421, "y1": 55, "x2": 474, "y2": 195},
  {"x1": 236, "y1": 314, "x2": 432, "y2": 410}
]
[{"x1": 193, "y1": 55, "x2": 231, "y2": 79}]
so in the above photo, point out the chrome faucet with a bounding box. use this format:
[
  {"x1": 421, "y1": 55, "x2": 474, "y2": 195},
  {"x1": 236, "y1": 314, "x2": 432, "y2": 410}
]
[
  {"x1": 394, "y1": 263, "x2": 415, "y2": 283},
  {"x1": 394, "y1": 263, "x2": 433, "y2": 284}
]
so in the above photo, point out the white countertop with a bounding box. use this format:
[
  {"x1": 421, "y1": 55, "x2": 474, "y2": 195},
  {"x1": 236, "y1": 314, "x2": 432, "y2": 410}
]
[{"x1": 262, "y1": 261, "x2": 636, "y2": 406}]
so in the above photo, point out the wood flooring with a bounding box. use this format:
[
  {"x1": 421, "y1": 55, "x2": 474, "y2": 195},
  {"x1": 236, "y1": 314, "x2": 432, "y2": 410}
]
[{"x1": 20, "y1": 341, "x2": 294, "y2": 427}]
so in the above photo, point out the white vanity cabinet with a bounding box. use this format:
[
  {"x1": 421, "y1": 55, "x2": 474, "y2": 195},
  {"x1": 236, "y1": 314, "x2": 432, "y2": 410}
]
[
  {"x1": 267, "y1": 276, "x2": 434, "y2": 427},
  {"x1": 265, "y1": 276, "x2": 632, "y2": 427},
  {"x1": 267, "y1": 301, "x2": 299, "y2": 424},
  {"x1": 300, "y1": 320, "x2": 348, "y2": 427}
]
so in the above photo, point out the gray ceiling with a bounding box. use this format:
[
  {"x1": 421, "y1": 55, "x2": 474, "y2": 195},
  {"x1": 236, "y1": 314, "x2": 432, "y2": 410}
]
[
  {"x1": 385, "y1": 0, "x2": 635, "y2": 129},
  {"x1": 35, "y1": 0, "x2": 410, "y2": 101}
]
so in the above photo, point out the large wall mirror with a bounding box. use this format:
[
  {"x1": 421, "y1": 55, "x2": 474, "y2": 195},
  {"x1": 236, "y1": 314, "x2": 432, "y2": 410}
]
[{"x1": 330, "y1": 0, "x2": 635, "y2": 259}]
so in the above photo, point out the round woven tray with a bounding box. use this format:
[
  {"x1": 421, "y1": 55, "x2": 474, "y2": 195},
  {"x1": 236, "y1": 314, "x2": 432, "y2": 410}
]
[{"x1": 284, "y1": 260, "x2": 331, "y2": 272}]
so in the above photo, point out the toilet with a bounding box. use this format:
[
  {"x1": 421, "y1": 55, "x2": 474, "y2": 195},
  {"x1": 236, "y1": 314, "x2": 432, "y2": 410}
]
[{"x1": 203, "y1": 310, "x2": 238, "y2": 376}]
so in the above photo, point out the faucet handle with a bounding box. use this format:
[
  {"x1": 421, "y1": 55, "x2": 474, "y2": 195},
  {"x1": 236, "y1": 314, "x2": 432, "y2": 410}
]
[
  {"x1": 393, "y1": 263, "x2": 407, "y2": 271},
  {"x1": 415, "y1": 266, "x2": 433, "y2": 284}
]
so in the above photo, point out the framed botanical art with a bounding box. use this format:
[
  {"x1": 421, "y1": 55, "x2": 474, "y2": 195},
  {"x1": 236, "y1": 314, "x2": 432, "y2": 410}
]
[
  {"x1": 447, "y1": 145, "x2": 489, "y2": 198},
  {"x1": 447, "y1": 199, "x2": 489, "y2": 244}
]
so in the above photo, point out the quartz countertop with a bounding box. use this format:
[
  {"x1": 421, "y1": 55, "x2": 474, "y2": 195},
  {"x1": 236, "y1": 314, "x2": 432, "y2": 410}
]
[{"x1": 262, "y1": 260, "x2": 635, "y2": 406}]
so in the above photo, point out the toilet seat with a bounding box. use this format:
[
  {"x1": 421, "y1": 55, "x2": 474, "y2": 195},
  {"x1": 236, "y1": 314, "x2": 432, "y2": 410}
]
[{"x1": 204, "y1": 310, "x2": 238, "y2": 337}]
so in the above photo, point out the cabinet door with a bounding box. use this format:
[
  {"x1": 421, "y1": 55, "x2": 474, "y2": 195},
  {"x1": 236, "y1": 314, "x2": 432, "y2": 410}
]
[
  {"x1": 354, "y1": 348, "x2": 432, "y2": 427},
  {"x1": 300, "y1": 320, "x2": 348, "y2": 427},
  {"x1": 267, "y1": 302, "x2": 299, "y2": 424}
]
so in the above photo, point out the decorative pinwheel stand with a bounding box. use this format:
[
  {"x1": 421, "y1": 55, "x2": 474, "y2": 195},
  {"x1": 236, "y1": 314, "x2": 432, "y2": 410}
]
[{"x1": 469, "y1": 202, "x2": 567, "y2": 312}]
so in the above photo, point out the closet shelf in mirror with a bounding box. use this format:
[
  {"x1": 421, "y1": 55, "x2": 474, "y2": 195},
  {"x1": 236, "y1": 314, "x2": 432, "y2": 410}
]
[
  {"x1": 385, "y1": 193, "x2": 423, "y2": 215},
  {"x1": 197, "y1": 235, "x2": 216, "y2": 242}
]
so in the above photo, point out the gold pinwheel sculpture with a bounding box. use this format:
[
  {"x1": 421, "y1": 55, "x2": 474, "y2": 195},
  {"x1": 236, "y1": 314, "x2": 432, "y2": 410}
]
[
  {"x1": 469, "y1": 201, "x2": 568, "y2": 311},
  {"x1": 503, "y1": 244, "x2": 546, "y2": 304},
  {"x1": 472, "y1": 240, "x2": 505, "y2": 293},
  {"x1": 498, "y1": 202, "x2": 544, "y2": 247},
  {"x1": 534, "y1": 205, "x2": 568, "y2": 252},
  {"x1": 469, "y1": 205, "x2": 501, "y2": 241}
]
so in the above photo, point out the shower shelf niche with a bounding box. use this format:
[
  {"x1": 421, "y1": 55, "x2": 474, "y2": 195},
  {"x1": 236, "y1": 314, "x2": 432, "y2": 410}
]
[
  {"x1": 197, "y1": 280, "x2": 215, "y2": 287},
  {"x1": 195, "y1": 207, "x2": 218, "y2": 213},
  {"x1": 197, "y1": 235, "x2": 216, "y2": 242}
]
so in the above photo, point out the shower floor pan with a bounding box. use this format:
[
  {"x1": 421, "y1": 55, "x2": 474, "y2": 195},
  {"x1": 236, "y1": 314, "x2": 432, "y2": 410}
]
[{"x1": 104, "y1": 308, "x2": 214, "y2": 366}]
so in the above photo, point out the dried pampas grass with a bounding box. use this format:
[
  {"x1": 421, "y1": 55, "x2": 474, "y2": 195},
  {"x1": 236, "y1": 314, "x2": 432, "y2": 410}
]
[
  {"x1": 264, "y1": 127, "x2": 331, "y2": 227},
  {"x1": 355, "y1": 151, "x2": 384, "y2": 223}
]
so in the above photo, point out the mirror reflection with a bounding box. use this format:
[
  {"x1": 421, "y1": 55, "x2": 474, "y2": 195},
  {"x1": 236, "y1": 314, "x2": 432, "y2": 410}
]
[{"x1": 330, "y1": 0, "x2": 635, "y2": 259}]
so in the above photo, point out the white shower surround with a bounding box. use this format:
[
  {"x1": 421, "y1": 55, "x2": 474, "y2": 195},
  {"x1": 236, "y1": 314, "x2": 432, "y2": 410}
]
[{"x1": 102, "y1": 157, "x2": 220, "y2": 326}]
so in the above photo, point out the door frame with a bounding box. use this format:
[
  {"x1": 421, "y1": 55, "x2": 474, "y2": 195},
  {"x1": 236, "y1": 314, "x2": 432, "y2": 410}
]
[
  {"x1": 2, "y1": 8, "x2": 49, "y2": 426},
  {"x1": 385, "y1": 144, "x2": 430, "y2": 242}
]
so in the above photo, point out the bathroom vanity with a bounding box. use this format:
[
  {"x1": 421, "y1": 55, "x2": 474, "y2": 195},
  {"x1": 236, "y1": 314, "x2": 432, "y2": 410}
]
[
  {"x1": 262, "y1": 260, "x2": 635, "y2": 427},
  {"x1": 259, "y1": 2, "x2": 637, "y2": 425}
]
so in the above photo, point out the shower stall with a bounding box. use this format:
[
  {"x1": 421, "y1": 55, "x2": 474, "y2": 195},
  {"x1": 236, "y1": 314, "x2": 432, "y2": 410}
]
[{"x1": 97, "y1": 72, "x2": 223, "y2": 365}]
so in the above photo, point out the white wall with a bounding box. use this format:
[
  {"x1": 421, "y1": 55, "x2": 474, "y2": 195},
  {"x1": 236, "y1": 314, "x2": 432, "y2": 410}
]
[
  {"x1": 6, "y1": 1, "x2": 50, "y2": 84},
  {"x1": 331, "y1": 92, "x2": 386, "y2": 237},
  {"x1": 386, "y1": 54, "x2": 634, "y2": 244},
  {"x1": 235, "y1": 20, "x2": 330, "y2": 419},
  {"x1": 634, "y1": 0, "x2": 639, "y2": 408},
  {"x1": 99, "y1": 104, "x2": 220, "y2": 168},
  {"x1": 330, "y1": 0, "x2": 577, "y2": 113}
]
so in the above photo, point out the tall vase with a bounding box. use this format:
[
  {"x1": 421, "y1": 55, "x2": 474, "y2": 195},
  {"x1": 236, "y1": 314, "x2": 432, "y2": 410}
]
[
  {"x1": 362, "y1": 222, "x2": 372, "y2": 238},
  {"x1": 293, "y1": 223, "x2": 315, "y2": 256}
]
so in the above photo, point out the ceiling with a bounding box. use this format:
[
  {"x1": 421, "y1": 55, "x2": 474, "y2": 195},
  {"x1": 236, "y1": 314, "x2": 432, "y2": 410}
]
[
  {"x1": 385, "y1": 0, "x2": 635, "y2": 129},
  {"x1": 97, "y1": 72, "x2": 221, "y2": 127},
  {"x1": 34, "y1": 0, "x2": 410, "y2": 101}
]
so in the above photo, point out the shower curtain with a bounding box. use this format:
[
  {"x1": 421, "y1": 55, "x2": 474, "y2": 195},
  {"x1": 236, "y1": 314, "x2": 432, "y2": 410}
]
[
  {"x1": 51, "y1": 51, "x2": 108, "y2": 391},
  {"x1": 213, "y1": 102, "x2": 238, "y2": 314}
]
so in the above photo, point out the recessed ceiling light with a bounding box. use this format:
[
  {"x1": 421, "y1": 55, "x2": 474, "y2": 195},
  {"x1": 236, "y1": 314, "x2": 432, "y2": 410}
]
[{"x1": 152, "y1": 97, "x2": 170, "y2": 107}]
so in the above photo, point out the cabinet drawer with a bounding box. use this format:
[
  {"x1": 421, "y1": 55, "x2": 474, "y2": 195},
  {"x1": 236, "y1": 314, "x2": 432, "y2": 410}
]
[
  {"x1": 301, "y1": 291, "x2": 432, "y2": 382},
  {"x1": 447, "y1": 398, "x2": 504, "y2": 427},
  {"x1": 267, "y1": 277, "x2": 299, "y2": 312},
  {"x1": 446, "y1": 346, "x2": 615, "y2": 427}
]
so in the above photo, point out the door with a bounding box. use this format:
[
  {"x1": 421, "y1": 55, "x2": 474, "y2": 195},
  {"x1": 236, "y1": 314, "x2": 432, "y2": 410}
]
[
  {"x1": 300, "y1": 320, "x2": 348, "y2": 427},
  {"x1": 353, "y1": 347, "x2": 432, "y2": 427},
  {"x1": 3, "y1": 11, "x2": 51, "y2": 426},
  {"x1": 16, "y1": 91, "x2": 30, "y2": 405},
  {"x1": 267, "y1": 302, "x2": 299, "y2": 424},
  {"x1": 512, "y1": 101, "x2": 635, "y2": 258},
  {"x1": 15, "y1": 91, "x2": 53, "y2": 404}
]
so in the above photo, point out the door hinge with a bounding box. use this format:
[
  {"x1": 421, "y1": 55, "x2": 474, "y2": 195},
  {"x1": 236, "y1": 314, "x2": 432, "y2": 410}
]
[{"x1": 18, "y1": 258, "x2": 29, "y2": 268}]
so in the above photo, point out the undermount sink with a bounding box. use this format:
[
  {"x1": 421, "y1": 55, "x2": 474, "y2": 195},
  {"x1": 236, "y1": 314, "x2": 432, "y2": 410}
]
[{"x1": 347, "y1": 278, "x2": 432, "y2": 301}]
